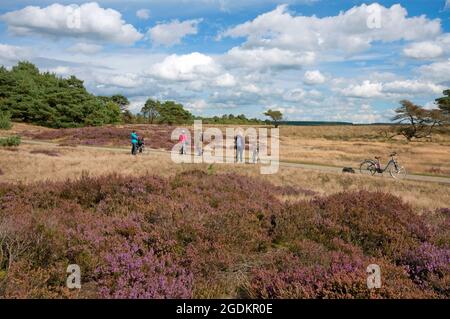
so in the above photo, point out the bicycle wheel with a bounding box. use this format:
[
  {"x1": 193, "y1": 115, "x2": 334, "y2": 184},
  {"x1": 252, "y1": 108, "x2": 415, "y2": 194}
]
[
  {"x1": 389, "y1": 166, "x2": 406, "y2": 179},
  {"x1": 360, "y1": 160, "x2": 377, "y2": 176}
]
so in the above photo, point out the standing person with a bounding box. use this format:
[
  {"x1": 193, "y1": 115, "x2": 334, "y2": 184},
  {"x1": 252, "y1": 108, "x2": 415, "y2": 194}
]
[
  {"x1": 131, "y1": 130, "x2": 138, "y2": 155},
  {"x1": 179, "y1": 130, "x2": 187, "y2": 155},
  {"x1": 195, "y1": 130, "x2": 203, "y2": 156},
  {"x1": 252, "y1": 140, "x2": 259, "y2": 164},
  {"x1": 235, "y1": 131, "x2": 244, "y2": 163}
]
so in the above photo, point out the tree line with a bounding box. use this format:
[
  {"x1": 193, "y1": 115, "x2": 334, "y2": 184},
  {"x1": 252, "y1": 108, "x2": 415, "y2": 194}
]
[{"x1": 0, "y1": 61, "x2": 272, "y2": 128}]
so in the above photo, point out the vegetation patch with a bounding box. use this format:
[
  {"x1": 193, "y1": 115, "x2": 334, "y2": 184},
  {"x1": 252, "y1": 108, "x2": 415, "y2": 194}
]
[
  {"x1": 0, "y1": 170, "x2": 447, "y2": 299},
  {"x1": 0, "y1": 136, "x2": 21, "y2": 147}
]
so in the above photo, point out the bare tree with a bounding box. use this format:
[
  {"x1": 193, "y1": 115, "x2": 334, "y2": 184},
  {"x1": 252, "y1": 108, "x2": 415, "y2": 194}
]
[{"x1": 392, "y1": 100, "x2": 444, "y2": 141}]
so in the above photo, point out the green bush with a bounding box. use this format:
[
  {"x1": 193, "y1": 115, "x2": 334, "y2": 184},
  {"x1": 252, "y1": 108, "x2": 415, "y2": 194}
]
[
  {"x1": 0, "y1": 111, "x2": 12, "y2": 130},
  {"x1": 0, "y1": 135, "x2": 21, "y2": 147}
]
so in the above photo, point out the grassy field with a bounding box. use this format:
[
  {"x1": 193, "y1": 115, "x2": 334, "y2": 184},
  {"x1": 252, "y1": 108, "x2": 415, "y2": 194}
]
[{"x1": 3, "y1": 122, "x2": 450, "y2": 176}]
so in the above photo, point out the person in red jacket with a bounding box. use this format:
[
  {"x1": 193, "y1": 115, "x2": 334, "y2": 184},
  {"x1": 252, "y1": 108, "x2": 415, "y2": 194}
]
[{"x1": 179, "y1": 130, "x2": 187, "y2": 155}]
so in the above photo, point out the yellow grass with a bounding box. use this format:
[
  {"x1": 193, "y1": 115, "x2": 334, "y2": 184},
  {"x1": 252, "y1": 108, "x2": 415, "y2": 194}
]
[{"x1": 279, "y1": 125, "x2": 450, "y2": 176}]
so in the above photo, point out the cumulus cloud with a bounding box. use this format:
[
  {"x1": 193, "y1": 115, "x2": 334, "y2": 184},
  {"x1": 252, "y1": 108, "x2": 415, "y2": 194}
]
[
  {"x1": 148, "y1": 19, "x2": 201, "y2": 46},
  {"x1": 341, "y1": 81, "x2": 383, "y2": 98},
  {"x1": 0, "y1": 43, "x2": 32, "y2": 61},
  {"x1": 214, "y1": 73, "x2": 236, "y2": 87},
  {"x1": 418, "y1": 59, "x2": 450, "y2": 83},
  {"x1": 304, "y1": 70, "x2": 326, "y2": 85},
  {"x1": 403, "y1": 42, "x2": 444, "y2": 59},
  {"x1": 383, "y1": 80, "x2": 444, "y2": 95},
  {"x1": 149, "y1": 52, "x2": 220, "y2": 81},
  {"x1": 95, "y1": 73, "x2": 144, "y2": 88},
  {"x1": 221, "y1": 4, "x2": 441, "y2": 54},
  {"x1": 341, "y1": 79, "x2": 444, "y2": 98},
  {"x1": 0, "y1": 3, "x2": 143, "y2": 45},
  {"x1": 225, "y1": 47, "x2": 315, "y2": 70},
  {"x1": 136, "y1": 9, "x2": 150, "y2": 20},
  {"x1": 67, "y1": 42, "x2": 102, "y2": 54}
]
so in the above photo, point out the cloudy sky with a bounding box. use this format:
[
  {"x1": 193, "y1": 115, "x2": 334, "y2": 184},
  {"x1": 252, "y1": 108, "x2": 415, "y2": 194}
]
[{"x1": 0, "y1": 0, "x2": 449, "y2": 123}]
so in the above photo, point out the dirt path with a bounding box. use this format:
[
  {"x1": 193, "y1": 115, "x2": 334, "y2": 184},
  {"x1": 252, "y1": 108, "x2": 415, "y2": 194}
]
[{"x1": 22, "y1": 139, "x2": 450, "y2": 185}]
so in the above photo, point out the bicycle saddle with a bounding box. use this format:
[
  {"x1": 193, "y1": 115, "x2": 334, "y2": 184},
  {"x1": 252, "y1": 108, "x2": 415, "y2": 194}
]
[
  {"x1": 375, "y1": 156, "x2": 381, "y2": 160},
  {"x1": 390, "y1": 152, "x2": 397, "y2": 157}
]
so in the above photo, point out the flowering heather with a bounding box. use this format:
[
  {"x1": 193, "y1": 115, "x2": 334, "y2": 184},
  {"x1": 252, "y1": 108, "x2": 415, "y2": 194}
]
[
  {"x1": 22, "y1": 125, "x2": 180, "y2": 150},
  {"x1": 0, "y1": 170, "x2": 448, "y2": 298}
]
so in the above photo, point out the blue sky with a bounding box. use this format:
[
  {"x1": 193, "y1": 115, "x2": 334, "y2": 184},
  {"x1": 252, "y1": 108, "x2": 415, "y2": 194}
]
[{"x1": 0, "y1": 0, "x2": 449, "y2": 122}]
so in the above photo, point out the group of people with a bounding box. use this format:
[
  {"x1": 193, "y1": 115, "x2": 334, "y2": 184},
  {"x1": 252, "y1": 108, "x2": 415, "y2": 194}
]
[{"x1": 130, "y1": 129, "x2": 259, "y2": 163}]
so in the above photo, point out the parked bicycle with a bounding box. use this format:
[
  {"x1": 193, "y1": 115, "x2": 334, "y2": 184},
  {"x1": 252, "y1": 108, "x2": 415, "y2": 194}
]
[{"x1": 359, "y1": 152, "x2": 406, "y2": 179}]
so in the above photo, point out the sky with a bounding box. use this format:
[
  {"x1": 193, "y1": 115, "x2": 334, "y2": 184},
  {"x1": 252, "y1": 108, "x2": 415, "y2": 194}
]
[{"x1": 0, "y1": 0, "x2": 449, "y2": 123}]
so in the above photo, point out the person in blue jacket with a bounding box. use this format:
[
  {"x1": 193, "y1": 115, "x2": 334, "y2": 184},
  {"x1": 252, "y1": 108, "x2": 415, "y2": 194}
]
[{"x1": 131, "y1": 130, "x2": 138, "y2": 155}]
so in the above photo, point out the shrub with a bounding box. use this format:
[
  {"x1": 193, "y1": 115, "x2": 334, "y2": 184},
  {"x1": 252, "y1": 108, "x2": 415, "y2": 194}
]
[
  {"x1": 0, "y1": 171, "x2": 448, "y2": 299},
  {"x1": 0, "y1": 111, "x2": 12, "y2": 130},
  {"x1": 0, "y1": 135, "x2": 21, "y2": 147}
]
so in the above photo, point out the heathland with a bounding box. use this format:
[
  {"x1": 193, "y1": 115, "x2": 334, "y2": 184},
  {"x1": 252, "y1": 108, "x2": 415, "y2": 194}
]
[{"x1": 0, "y1": 122, "x2": 449, "y2": 298}]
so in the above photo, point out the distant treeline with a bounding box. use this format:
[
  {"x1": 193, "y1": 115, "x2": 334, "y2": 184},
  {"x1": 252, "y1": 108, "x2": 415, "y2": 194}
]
[{"x1": 0, "y1": 61, "x2": 270, "y2": 128}]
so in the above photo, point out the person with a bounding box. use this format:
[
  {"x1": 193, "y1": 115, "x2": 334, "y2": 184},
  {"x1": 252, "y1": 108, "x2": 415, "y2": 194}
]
[
  {"x1": 179, "y1": 130, "x2": 187, "y2": 155},
  {"x1": 195, "y1": 130, "x2": 203, "y2": 156},
  {"x1": 131, "y1": 130, "x2": 138, "y2": 155},
  {"x1": 235, "y1": 131, "x2": 244, "y2": 163},
  {"x1": 375, "y1": 156, "x2": 382, "y2": 173},
  {"x1": 252, "y1": 141, "x2": 259, "y2": 164},
  {"x1": 137, "y1": 136, "x2": 145, "y2": 153}
]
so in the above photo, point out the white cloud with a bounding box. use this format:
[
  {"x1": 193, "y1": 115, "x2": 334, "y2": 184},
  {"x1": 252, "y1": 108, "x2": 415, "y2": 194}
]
[
  {"x1": 0, "y1": 43, "x2": 32, "y2": 61},
  {"x1": 186, "y1": 99, "x2": 208, "y2": 111},
  {"x1": 67, "y1": 42, "x2": 102, "y2": 54},
  {"x1": 341, "y1": 81, "x2": 383, "y2": 98},
  {"x1": 214, "y1": 73, "x2": 236, "y2": 87},
  {"x1": 225, "y1": 47, "x2": 315, "y2": 70},
  {"x1": 0, "y1": 3, "x2": 143, "y2": 45},
  {"x1": 148, "y1": 19, "x2": 201, "y2": 46},
  {"x1": 383, "y1": 80, "x2": 444, "y2": 95},
  {"x1": 418, "y1": 59, "x2": 450, "y2": 83},
  {"x1": 136, "y1": 9, "x2": 150, "y2": 20},
  {"x1": 283, "y1": 88, "x2": 306, "y2": 101},
  {"x1": 304, "y1": 70, "x2": 325, "y2": 85},
  {"x1": 95, "y1": 73, "x2": 144, "y2": 88},
  {"x1": 221, "y1": 4, "x2": 441, "y2": 54},
  {"x1": 48, "y1": 66, "x2": 72, "y2": 75},
  {"x1": 446, "y1": 0, "x2": 450, "y2": 9},
  {"x1": 149, "y1": 52, "x2": 220, "y2": 81},
  {"x1": 403, "y1": 42, "x2": 444, "y2": 59}
]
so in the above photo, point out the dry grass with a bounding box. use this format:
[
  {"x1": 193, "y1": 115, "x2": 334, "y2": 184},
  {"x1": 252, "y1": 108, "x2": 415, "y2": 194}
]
[
  {"x1": 1, "y1": 141, "x2": 448, "y2": 212},
  {"x1": 279, "y1": 125, "x2": 450, "y2": 176}
]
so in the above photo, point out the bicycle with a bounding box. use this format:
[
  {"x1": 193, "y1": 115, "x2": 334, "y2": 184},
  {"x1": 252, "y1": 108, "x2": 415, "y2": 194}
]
[{"x1": 359, "y1": 152, "x2": 406, "y2": 179}]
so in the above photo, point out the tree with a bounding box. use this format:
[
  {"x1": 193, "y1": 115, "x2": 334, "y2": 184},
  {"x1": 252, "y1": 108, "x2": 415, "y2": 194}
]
[
  {"x1": 0, "y1": 61, "x2": 124, "y2": 128},
  {"x1": 392, "y1": 100, "x2": 444, "y2": 141},
  {"x1": 264, "y1": 109, "x2": 283, "y2": 128},
  {"x1": 111, "y1": 94, "x2": 130, "y2": 113},
  {"x1": 436, "y1": 89, "x2": 450, "y2": 122},
  {"x1": 157, "y1": 101, "x2": 193, "y2": 125},
  {"x1": 141, "y1": 98, "x2": 160, "y2": 123}
]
